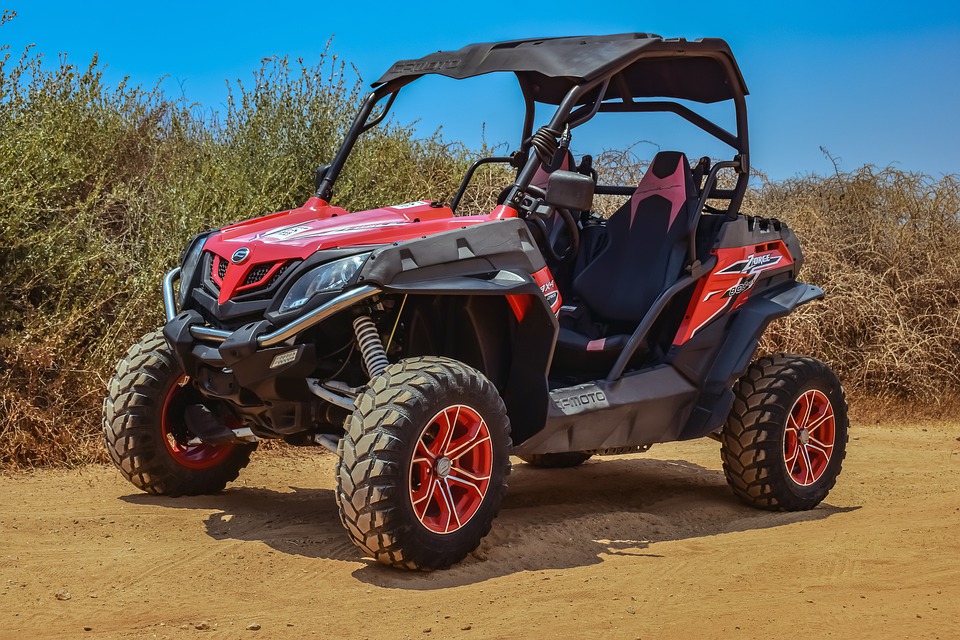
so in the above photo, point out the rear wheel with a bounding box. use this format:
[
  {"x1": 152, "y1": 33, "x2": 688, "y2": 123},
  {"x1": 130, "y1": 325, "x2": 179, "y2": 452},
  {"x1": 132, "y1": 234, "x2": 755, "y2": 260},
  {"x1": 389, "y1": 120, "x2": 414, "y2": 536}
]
[
  {"x1": 336, "y1": 356, "x2": 511, "y2": 570},
  {"x1": 103, "y1": 330, "x2": 255, "y2": 496},
  {"x1": 519, "y1": 452, "x2": 592, "y2": 468},
  {"x1": 720, "y1": 354, "x2": 848, "y2": 511}
]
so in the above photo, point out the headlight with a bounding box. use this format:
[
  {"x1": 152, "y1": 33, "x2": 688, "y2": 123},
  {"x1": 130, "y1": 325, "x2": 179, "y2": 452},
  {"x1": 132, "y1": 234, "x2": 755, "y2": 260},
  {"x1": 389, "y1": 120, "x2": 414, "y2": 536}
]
[
  {"x1": 178, "y1": 233, "x2": 209, "y2": 304},
  {"x1": 279, "y1": 254, "x2": 367, "y2": 313}
]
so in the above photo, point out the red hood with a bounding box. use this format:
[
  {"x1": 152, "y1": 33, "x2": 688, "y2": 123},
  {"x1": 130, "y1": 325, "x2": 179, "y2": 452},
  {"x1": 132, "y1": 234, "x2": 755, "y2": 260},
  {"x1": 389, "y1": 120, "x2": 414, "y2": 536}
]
[{"x1": 202, "y1": 197, "x2": 515, "y2": 304}]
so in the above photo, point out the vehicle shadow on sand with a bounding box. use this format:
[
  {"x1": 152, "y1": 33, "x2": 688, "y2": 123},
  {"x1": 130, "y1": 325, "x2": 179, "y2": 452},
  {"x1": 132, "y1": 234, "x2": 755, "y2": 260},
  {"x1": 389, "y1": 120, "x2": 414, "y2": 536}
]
[
  {"x1": 122, "y1": 456, "x2": 858, "y2": 588},
  {"x1": 123, "y1": 481, "x2": 362, "y2": 563}
]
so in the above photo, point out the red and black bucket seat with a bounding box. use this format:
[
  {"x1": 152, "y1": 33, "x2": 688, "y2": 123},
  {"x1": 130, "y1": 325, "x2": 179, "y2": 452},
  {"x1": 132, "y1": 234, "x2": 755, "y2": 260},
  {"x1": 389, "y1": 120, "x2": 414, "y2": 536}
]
[{"x1": 552, "y1": 151, "x2": 699, "y2": 372}]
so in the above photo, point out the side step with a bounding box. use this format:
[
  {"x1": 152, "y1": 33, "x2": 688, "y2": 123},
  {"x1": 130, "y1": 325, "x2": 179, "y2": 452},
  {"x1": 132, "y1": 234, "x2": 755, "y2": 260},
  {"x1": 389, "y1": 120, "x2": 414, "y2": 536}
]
[{"x1": 512, "y1": 365, "x2": 699, "y2": 456}]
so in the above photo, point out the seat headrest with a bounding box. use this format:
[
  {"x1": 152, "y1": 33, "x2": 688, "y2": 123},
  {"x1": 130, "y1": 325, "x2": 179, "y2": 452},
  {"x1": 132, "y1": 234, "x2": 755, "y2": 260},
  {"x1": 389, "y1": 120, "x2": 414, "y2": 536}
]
[{"x1": 628, "y1": 151, "x2": 694, "y2": 230}]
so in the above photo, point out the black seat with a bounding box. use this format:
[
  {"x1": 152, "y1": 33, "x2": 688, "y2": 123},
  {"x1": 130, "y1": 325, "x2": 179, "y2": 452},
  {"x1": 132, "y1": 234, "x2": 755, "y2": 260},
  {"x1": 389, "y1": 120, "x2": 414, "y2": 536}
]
[{"x1": 552, "y1": 151, "x2": 698, "y2": 373}]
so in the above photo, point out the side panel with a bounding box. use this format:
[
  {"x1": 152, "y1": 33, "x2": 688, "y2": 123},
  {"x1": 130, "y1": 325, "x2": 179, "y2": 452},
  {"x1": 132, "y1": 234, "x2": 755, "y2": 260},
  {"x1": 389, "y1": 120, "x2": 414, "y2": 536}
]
[
  {"x1": 512, "y1": 280, "x2": 824, "y2": 454},
  {"x1": 359, "y1": 218, "x2": 546, "y2": 288},
  {"x1": 674, "y1": 239, "x2": 794, "y2": 344},
  {"x1": 511, "y1": 365, "x2": 699, "y2": 455},
  {"x1": 672, "y1": 280, "x2": 824, "y2": 441},
  {"x1": 674, "y1": 215, "x2": 803, "y2": 345}
]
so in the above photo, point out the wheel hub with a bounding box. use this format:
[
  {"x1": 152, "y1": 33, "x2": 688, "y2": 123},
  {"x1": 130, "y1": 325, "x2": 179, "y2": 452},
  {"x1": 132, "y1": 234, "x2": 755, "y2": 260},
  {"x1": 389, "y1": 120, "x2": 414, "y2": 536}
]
[
  {"x1": 408, "y1": 404, "x2": 494, "y2": 535},
  {"x1": 435, "y1": 457, "x2": 452, "y2": 478},
  {"x1": 161, "y1": 375, "x2": 236, "y2": 470},
  {"x1": 783, "y1": 389, "x2": 836, "y2": 487}
]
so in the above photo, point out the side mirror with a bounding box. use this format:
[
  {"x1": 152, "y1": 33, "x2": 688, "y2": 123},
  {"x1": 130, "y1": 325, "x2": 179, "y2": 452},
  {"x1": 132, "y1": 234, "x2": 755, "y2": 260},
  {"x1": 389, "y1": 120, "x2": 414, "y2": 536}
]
[{"x1": 545, "y1": 170, "x2": 594, "y2": 211}]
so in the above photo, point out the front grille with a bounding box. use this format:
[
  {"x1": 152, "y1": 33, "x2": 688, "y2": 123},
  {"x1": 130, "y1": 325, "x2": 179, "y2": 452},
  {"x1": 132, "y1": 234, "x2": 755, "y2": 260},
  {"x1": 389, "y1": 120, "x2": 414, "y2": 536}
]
[
  {"x1": 243, "y1": 264, "x2": 271, "y2": 286},
  {"x1": 192, "y1": 253, "x2": 305, "y2": 328},
  {"x1": 200, "y1": 252, "x2": 220, "y2": 295},
  {"x1": 200, "y1": 250, "x2": 301, "y2": 304},
  {"x1": 237, "y1": 260, "x2": 298, "y2": 301},
  {"x1": 263, "y1": 262, "x2": 294, "y2": 288}
]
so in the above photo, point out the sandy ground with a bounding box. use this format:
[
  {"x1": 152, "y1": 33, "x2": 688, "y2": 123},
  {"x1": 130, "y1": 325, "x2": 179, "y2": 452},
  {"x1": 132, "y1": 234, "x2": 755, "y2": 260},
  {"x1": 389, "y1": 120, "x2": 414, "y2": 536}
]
[{"x1": 2, "y1": 421, "x2": 959, "y2": 639}]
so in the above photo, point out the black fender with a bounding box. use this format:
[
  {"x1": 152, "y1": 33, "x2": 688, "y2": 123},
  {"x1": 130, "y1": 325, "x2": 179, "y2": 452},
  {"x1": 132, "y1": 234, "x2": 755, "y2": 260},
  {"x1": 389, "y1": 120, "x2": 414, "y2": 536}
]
[
  {"x1": 358, "y1": 219, "x2": 559, "y2": 442},
  {"x1": 396, "y1": 289, "x2": 557, "y2": 444},
  {"x1": 676, "y1": 280, "x2": 824, "y2": 440},
  {"x1": 358, "y1": 218, "x2": 547, "y2": 288}
]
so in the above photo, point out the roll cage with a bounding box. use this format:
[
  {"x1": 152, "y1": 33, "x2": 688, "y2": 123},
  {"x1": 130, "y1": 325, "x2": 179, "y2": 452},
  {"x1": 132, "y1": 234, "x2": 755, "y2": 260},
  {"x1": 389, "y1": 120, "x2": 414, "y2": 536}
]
[{"x1": 315, "y1": 33, "x2": 750, "y2": 218}]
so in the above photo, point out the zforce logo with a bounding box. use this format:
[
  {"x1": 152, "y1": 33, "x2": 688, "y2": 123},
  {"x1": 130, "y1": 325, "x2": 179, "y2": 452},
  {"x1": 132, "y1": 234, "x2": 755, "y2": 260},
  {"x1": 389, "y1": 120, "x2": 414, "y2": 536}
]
[
  {"x1": 390, "y1": 58, "x2": 462, "y2": 74},
  {"x1": 713, "y1": 252, "x2": 783, "y2": 299},
  {"x1": 701, "y1": 252, "x2": 785, "y2": 302},
  {"x1": 688, "y1": 250, "x2": 789, "y2": 340},
  {"x1": 717, "y1": 252, "x2": 782, "y2": 276}
]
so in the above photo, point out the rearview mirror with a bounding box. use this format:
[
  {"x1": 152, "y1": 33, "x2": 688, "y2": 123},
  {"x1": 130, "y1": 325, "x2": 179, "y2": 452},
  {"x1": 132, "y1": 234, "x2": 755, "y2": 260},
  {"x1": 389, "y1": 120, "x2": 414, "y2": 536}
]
[{"x1": 545, "y1": 170, "x2": 594, "y2": 211}]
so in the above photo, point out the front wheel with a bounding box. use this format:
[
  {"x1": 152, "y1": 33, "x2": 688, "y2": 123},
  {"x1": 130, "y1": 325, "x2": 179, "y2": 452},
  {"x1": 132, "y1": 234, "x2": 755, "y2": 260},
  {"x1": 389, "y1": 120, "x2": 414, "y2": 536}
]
[
  {"x1": 720, "y1": 354, "x2": 848, "y2": 511},
  {"x1": 102, "y1": 330, "x2": 255, "y2": 496},
  {"x1": 336, "y1": 356, "x2": 512, "y2": 570}
]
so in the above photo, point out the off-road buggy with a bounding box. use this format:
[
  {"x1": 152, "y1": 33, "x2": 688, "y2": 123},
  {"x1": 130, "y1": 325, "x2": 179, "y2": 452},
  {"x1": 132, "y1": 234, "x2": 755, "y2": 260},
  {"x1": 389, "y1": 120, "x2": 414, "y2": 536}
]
[{"x1": 104, "y1": 34, "x2": 848, "y2": 570}]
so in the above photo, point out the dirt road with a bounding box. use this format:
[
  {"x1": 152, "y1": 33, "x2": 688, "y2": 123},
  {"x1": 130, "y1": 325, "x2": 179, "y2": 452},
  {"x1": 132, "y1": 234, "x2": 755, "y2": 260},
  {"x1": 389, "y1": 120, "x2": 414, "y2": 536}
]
[{"x1": 2, "y1": 421, "x2": 958, "y2": 639}]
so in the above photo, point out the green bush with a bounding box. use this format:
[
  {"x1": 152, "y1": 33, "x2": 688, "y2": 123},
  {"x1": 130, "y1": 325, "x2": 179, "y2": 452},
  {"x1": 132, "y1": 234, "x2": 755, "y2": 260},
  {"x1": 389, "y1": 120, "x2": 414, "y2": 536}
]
[{"x1": 0, "y1": 22, "x2": 470, "y2": 467}]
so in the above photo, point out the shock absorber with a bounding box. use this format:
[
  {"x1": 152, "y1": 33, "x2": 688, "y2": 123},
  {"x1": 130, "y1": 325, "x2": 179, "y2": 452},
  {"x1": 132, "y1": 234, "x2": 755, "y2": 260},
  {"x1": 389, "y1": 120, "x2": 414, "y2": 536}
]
[{"x1": 352, "y1": 315, "x2": 389, "y2": 378}]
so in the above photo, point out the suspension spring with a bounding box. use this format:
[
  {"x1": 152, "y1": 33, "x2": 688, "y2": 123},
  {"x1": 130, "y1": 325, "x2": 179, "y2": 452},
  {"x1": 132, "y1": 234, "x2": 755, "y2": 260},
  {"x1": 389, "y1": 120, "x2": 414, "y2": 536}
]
[{"x1": 352, "y1": 315, "x2": 389, "y2": 379}]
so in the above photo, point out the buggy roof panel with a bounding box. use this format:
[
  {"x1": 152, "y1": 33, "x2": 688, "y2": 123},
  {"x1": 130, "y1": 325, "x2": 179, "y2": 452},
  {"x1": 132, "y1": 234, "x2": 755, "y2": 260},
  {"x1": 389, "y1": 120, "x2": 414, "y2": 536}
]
[{"x1": 373, "y1": 34, "x2": 748, "y2": 104}]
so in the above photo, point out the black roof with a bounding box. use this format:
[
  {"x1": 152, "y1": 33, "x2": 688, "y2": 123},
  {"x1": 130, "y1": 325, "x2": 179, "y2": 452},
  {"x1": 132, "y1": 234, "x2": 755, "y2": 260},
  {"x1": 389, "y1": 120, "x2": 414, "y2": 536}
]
[{"x1": 373, "y1": 34, "x2": 748, "y2": 105}]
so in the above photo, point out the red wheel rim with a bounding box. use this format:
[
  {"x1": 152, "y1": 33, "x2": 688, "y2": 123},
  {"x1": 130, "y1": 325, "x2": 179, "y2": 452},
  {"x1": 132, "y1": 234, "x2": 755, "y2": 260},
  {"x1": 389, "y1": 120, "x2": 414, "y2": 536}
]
[
  {"x1": 161, "y1": 375, "x2": 235, "y2": 470},
  {"x1": 408, "y1": 404, "x2": 494, "y2": 535},
  {"x1": 783, "y1": 389, "x2": 836, "y2": 486}
]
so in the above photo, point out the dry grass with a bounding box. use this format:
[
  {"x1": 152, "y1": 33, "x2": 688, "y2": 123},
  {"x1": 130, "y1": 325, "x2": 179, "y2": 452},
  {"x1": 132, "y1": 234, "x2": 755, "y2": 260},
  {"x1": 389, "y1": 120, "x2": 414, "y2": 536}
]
[{"x1": 748, "y1": 166, "x2": 960, "y2": 404}]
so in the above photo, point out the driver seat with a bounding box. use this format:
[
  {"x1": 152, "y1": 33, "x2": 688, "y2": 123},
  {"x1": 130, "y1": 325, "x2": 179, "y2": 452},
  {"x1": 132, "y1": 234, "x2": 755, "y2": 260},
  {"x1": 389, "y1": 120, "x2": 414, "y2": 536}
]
[{"x1": 552, "y1": 151, "x2": 698, "y2": 373}]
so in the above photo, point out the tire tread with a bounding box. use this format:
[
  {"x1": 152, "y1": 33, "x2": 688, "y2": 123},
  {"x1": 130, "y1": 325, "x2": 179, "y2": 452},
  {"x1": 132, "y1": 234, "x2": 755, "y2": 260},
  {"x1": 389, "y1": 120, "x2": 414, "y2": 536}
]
[
  {"x1": 720, "y1": 354, "x2": 849, "y2": 511},
  {"x1": 336, "y1": 356, "x2": 511, "y2": 570},
  {"x1": 102, "y1": 330, "x2": 253, "y2": 496}
]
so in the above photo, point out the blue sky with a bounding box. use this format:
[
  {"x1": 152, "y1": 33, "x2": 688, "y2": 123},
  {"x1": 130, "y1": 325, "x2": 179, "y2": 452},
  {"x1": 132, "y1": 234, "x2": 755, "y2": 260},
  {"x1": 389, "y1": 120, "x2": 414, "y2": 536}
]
[{"x1": 4, "y1": 1, "x2": 959, "y2": 180}]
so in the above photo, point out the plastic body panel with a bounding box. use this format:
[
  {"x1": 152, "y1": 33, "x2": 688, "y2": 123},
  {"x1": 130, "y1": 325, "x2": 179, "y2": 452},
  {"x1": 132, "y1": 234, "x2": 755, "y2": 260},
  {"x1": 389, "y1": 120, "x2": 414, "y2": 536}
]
[
  {"x1": 165, "y1": 213, "x2": 561, "y2": 442},
  {"x1": 184, "y1": 198, "x2": 519, "y2": 323},
  {"x1": 512, "y1": 366, "x2": 698, "y2": 455},
  {"x1": 512, "y1": 214, "x2": 819, "y2": 453}
]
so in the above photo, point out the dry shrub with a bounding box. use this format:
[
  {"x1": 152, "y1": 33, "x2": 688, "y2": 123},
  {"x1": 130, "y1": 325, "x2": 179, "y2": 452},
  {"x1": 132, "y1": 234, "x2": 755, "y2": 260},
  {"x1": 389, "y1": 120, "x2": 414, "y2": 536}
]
[{"x1": 747, "y1": 166, "x2": 960, "y2": 404}]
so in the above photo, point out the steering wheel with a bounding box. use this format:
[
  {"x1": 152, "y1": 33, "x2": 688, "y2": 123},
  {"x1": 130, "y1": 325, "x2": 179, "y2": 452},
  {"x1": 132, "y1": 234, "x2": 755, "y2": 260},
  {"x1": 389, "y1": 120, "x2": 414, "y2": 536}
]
[{"x1": 522, "y1": 185, "x2": 581, "y2": 263}]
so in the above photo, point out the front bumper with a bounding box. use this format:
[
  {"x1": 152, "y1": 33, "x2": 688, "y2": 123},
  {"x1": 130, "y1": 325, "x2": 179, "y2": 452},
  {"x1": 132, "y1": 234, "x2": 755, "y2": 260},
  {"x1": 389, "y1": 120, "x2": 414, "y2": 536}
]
[
  {"x1": 163, "y1": 267, "x2": 380, "y2": 347},
  {"x1": 161, "y1": 268, "x2": 378, "y2": 435}
]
